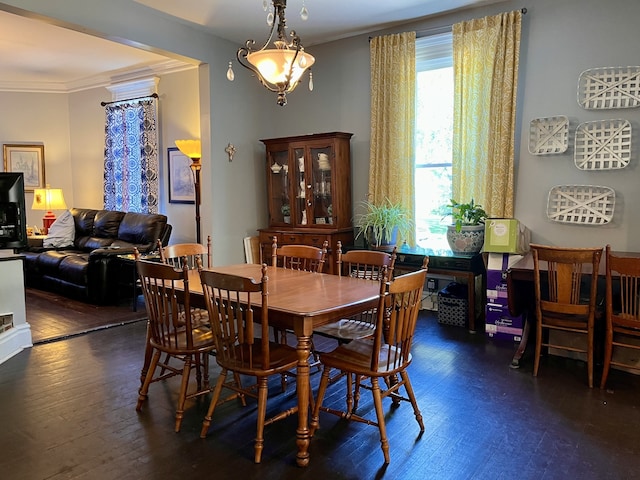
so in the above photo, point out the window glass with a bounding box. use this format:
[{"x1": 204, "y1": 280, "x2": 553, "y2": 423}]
[{"x1": 415, "y1": 32, "x2": 453, "y2": 250}]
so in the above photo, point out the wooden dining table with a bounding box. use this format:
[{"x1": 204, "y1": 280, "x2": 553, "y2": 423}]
[{"x1": 179, "y1": 264, "x2": 381, "y2": 467}]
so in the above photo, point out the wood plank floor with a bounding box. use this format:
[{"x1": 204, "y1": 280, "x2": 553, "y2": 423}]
[
  {"x1": 26, "y1": 288, "x2": 146, "y2": 344},
  {"x1": 2, "y1": 301, "x2": 640, "y2": 479}
]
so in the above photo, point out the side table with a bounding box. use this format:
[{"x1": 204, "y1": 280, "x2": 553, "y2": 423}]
[
  {"x1": 116, "y1": 253, "x2": 161, "y2": 311},
  {"x1": 27, "y1": 234, "x2": 47, "y2": 248}
]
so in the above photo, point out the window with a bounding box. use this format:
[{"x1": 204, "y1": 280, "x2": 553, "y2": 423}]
[{"x1": 414, "y1": 32, "x2": 453, "y2": 250}]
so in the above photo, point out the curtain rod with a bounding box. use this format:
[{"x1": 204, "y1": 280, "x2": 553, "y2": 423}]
[
  {"x1": 100, "y1": 93, "x2": 158, "y2": 107},
  {"x1": 413, "y1": 7, "x2": 527, "y2": 39}
]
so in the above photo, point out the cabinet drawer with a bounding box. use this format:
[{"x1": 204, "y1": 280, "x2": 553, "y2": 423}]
[
  {"x1": 260, "y1": 232, "x2": 304, "y2": 246},
  {"x1": 302, "y1": 234, "x2": 331, "y2": 249}
]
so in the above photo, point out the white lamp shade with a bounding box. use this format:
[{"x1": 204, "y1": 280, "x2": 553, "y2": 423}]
[{"x1": 32, "y1": 188, "x2": 67, "y2": 211}]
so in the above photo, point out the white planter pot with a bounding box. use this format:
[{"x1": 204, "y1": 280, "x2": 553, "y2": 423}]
[{"x1": 446, "y1": 224, "x2": 485, "y2": 254}]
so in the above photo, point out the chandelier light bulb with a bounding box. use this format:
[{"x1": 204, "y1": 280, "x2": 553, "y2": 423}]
[
  {"x1": 298, "y1": 54, "x2": 307, "y2": 68},
  {"x1": 226, "y1": 62, "x2": 235, "y2": 81}
]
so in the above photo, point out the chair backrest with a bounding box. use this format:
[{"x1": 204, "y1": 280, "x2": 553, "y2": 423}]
[
  {"x1": 271, "y1": 236, "x2": 327, "y2": 273},
  {"x1": 199, "y1": 264, "x2": 271, "y2": 371},
  {"x1": 136, "y1": 255, "x2": 201, "y2": 352},
  {"x1": 530, "y1": 243, "x2": 602, "y2": 319},
  {"x1": 244, "y1": 236, "x2": 261, "y2": 264},
  {"x1": 605, "y1": 244, "x2": 640, "y2": 332},
  {"x1": 336, "y1": 240, "x2": 397, "y2": 281},
  {"x1": 370, "y1": 261, "x2": 428, "y2": 373},
  {"x1": 158, "y1": 235, "x2": 212, "y2": 269}
]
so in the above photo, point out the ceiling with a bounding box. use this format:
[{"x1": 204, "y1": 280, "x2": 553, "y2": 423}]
[{"x1": 0, "y1": 0, "x2": 506, "y2": 93}]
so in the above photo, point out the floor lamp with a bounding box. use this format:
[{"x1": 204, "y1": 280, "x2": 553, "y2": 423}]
[{"x1": 175, "y1": 139, "x2": 202, "y2": 244}]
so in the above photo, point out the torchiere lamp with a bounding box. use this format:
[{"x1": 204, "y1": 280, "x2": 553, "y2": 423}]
[
  {"x1": 32, "y1": 184, "x2": 67, "y2": 234},
  {"x1": 175, "y1": 139, "x2": 202, "y2": 244}
]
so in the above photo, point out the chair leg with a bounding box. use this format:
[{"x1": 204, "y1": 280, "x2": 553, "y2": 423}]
[
  {"x1": 137, "y1": 349, "x2": 161, "y2": 410},
  {"x1": 254, "y1": 377, "x2": 269, "y2": 463},
  {"x1": 310, "y1": 367, "x2": 331, "y2": 437},
  {"x1": 587, "y1": 328, "x2": 594, "y2": 389},
  {"x1": 200, "y1": 368, "x2": 228, "y2": 438},
  {"x1": 346, "y1": 372, "x2": 354, "y2": 413},
  {"x1": 174, "y1": 356, "x2": 193, "y2": 432},
  {"x1": 533, "y1": 322, "x2": 543, "y2": 377},
  {"x1": 600, "y1": 329, "x2": 613, "y2": 389},
  {"x1": 371, "y1": 378, "x2": 390, "y2": 464},
  {"x1": 399, "y1": 370, "x2": 425, "y2": 431}
]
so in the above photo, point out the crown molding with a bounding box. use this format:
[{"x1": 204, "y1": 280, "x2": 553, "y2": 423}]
[{"x1": 0, "y1": 59, "x2": 197, "y2": 94}]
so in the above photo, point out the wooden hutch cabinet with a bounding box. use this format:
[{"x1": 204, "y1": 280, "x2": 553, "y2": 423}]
[{"x1": 259, "y1": 132, "x2": 354, "y2": 274}]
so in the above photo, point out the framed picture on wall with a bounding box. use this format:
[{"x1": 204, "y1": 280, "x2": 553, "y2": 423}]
[
  {"x1": 3, "y1": 144, "x2": 45, "y2": 191},
  {"x1": 167, "y1": 147, "x2": 195, "y2": 204}
]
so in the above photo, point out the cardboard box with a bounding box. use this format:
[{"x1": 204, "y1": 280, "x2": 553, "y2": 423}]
[
  {"x1": 484, "y1": 219, "x2": 530, "y2": 254},
  {"x1": 486, "y1": 253, "x2": 524, "y2": 300},
  {"x1": 485, "y1": 299, "x2": 523, "y2": 342}
]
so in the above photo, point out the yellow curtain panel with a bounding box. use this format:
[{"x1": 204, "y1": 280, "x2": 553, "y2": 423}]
[
  {"x1": 368, "y1": 31, "x2": 416, "y2": 244},
  {"x1": 452, "y1": 10, "x2": 521, "y2": 218}
]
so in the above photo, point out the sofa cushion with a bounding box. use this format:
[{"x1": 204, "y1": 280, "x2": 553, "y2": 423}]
[
  {"x1": 58, "y1": 254, "x2": 90, "y2": 286},
  {"x1": 115, "y1": 212, "x2": 168, "y2": 251},
  {"x1": 71, "y1": 208, "x2": 98, "y2": 237},
  {"x1": 44, "y1": 210, "x2": 76, "y2": 248},
  {"x1": 94, "y1": 210, "x2": 126, "y2": 237}
]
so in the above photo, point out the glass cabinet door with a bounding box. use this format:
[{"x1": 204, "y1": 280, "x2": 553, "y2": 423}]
[
  {"x1": 267, "y1": 148, "x2": 291, "y2": 225},
  {"x1": 293, "y1": 147, "x2": 308, "y2": 225},
  {"x1": 309, "y1": 145, "x2": 333, "y2": 226}
]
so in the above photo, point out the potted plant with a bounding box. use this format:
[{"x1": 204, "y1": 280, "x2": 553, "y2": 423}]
[
  {"x1": 355, "y1": 198, "x2": 414, "y2": 251},
  {"x1": 444, "y1": 198, "x2": 487, "y2": 254}
]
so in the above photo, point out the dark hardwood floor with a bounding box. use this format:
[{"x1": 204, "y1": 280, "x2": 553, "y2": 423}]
[
  {"x1": 26, "y1": 288, "x2": 146, "y2": 344},
  {"x1": 2, "y1": 300, "x2": 640, "y2": 479}
]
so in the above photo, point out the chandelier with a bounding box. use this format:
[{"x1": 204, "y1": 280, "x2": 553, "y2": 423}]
[{"x1": 227, "y1": 0, "x2": 315, "y2": 106}]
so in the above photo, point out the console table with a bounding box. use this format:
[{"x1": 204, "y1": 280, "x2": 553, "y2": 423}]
[{"x1": 393, "y1": 245, "x2": 486, "y2": 332}]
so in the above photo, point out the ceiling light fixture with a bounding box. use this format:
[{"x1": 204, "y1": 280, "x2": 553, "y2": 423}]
[{"x1": 227, "y1": 0, "x2": 315, "y2": 106}]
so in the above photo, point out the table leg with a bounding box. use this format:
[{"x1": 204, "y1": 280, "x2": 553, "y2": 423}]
[
  {"x1": 467, "y1": 272, "x2": 476, "y2": 333},
  {"x1": 510, "y1": 310, "x2": 530, "y2": 368},
  {"x1": 295, "y1": 332, "x2": 311, "y2": 467}
]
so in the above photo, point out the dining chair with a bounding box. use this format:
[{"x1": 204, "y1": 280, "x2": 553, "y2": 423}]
[
  {"x1": 314, "y1": 241, "x2": 397, "y2": 345},
  {"x1": 310, "y1": 265, "x2": 428, "y2": 464},
  {"x1": 270, "y1": 235, "x2": 329, "y2": 387},
  {"x1": 600, "y1": 245, "x2": 640, "y2": 389},
  {"x1": 198, "y1": 263, "x2": 301, "y2": 463},
  {"x1": 530, "y1": 243, "x2": 603, "y2": 388},
  {"x1": 158, "y1": 235, "x2": 212, "y2": 269},
  {"x1": 135, "y1": 254, "x2": 216, "y2": 432},
  {"x1": 270, "y1": 235, "x2": 328, "y2": 273}
]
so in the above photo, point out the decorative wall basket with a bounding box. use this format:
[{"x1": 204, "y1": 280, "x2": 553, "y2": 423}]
[
  {"x1": 529, "y1": 116, "x2": 569, "y2": 155},
  {"x1": 546, "y1": 185, "x2": 615, "y2": 225},
  {"x1": 574, "y1": 119, "x2": 631, "y2": 170},
  {"x1": 578, "y1": 66, "x2": 640, "y2": 109}
]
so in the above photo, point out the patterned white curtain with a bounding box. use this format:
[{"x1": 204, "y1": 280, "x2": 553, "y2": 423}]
[{"x1": 103, "y1": 98, "x2": 159, "y2": 213}]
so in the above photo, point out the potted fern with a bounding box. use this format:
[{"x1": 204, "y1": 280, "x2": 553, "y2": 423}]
[
  {"x1": 444, "y1": 199, "x2": 487, "y2": 254},
  {"x1": 355, "y1": 198, "x2": 413, "y2": 251}
]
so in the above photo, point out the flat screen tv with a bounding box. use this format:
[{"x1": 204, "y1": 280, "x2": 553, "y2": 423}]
[{"x1": 0, "y1": 172, "x2": 28, "y2": 250}]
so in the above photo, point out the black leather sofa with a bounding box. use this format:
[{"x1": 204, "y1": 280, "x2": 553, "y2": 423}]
[{"x1": 23, "y1": 208, "x2": 172, "y2": 304}]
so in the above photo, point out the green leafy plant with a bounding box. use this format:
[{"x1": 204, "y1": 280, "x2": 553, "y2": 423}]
[
  {"x1": 355, "y1": 198, "x2": 414, "y2": 246},
  {"x1": 446, "y1": 198, "x2": 487, "y2": 232}
]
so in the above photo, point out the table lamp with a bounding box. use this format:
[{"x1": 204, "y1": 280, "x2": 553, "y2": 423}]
[{"x1": 32, "y1": 185, "x2": 67, "y2": 233}]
